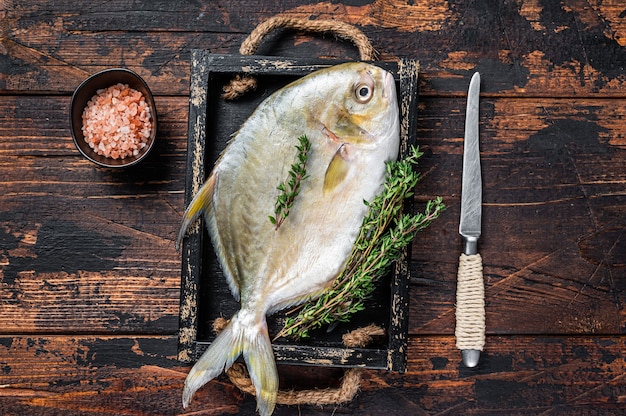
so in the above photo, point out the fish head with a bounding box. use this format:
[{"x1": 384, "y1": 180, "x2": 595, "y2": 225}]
[{"x1": 311, "y1": 62, "x2": 400, "y2": 155}]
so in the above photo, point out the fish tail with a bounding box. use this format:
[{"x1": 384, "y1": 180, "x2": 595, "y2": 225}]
[
  {"x1": 242, "y1": 321, "x2": 278, "y2": 416},
  {"x1": 182, "y1": 313, "x2": 278, "y2": 416},
  {"x1": 182, "y1": 315, "x2": 243, "y2": 408},
  {"x1": 176, "y1": 173, "x2": 218, "y2": 250}
]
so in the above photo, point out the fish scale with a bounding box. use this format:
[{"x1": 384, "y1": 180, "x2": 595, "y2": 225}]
[{"x1": 177, "y1": 62, "x2": 400, "y2": 415}]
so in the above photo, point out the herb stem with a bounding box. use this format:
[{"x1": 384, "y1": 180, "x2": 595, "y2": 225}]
[
  {"x1": 269, "y1": 135, "x2": 311, "y2": 229},
  {"x1": 275, "y1": 146, "x2": 445, "y2": 340}
]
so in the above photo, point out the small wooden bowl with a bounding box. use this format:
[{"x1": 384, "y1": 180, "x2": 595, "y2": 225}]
[{"x1": 70, "y1": 68, "x2": 158, "y2": 168}]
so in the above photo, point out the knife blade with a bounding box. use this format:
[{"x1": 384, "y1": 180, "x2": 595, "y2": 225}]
[{"x1": 455, "y1": 72, "x2": 485, "y2": 368}]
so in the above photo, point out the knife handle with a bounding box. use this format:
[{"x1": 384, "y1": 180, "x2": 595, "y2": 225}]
[{"x1": 455, "y1": 253, "x2": 485, "y2": 358}]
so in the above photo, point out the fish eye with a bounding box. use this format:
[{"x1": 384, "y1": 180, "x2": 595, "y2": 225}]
[{"x1": 354, "y1": 83, "x2": 373, "y2": 103}]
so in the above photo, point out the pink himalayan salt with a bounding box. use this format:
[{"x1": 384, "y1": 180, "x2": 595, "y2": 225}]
[{"x1": 81, "y1": 83, "x2": 152, "y2": 160}]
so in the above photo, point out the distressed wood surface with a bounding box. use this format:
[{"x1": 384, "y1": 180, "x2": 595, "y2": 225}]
[{"x1": 1, "y1": 0, "x2": 625, "y2": 414}]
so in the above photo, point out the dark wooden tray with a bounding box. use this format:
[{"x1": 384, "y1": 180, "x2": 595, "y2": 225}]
[{"x1": 178, "y1": 50, "x2": 419, "y2": 372}]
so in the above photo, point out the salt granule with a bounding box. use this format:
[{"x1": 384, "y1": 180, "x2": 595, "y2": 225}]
[{"x1": 81, "y1": 83, "x2": 152, "y2": 160}]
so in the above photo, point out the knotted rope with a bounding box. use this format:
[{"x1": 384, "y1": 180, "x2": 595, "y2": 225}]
[
  {"x1": 223, "y1": 15, "x2": 377, "y2": 99},
  {"x1": 212, "y1": 317, "x2": 384, "y2": 406},
  {"x1": 454, "y1": 253, "x2": 485, "y2": 351}
]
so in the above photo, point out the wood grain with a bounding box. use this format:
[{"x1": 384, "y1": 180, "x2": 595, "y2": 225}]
[
  {"x1": 1, "y1": 335, "x2": 624, "y2": 415},
  {"x1": 409, "y1": 96, "x2": 626, "y2": 336},
  {"x1": 3, "y1": 94, "x2": 624, "y2": 336},
  {"x1": 3, "y1": 1, "x2": 626, "y2": 95},
  {"x1": 2, "y1": 0, "x2": 626, "y2": 414}
]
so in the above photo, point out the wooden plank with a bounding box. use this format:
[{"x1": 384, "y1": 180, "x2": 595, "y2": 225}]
[
  {"x1": 411, "y1": 96, "x2": 626, "y2": 335},
  {"x1": 387, "y1": 336, "x2": 626, "y2": 415},
  {"x1": 2, "y1": 94, "x2": 625, "y2": 336},
  {"x1": 392, "y1": 95, "x2": 626, "y2": 336},
  {"x1": 3, "y1": 1, "x2": 626, "y2": 95},
  {"x1": 2, "y1": 0, "x2": 625, "y2": 415},
  {"x1": 1, "y1": 335, "x2": 624, "y2": 415},
  {"x1": 0, "y1": 96, "x2": 187, "y2": 334}
]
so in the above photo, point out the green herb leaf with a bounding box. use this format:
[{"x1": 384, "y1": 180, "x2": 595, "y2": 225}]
[
  {"x1": 276, "y1": 146, "x2": 445, "y2": 340},
  {"x1": 271, "y1": 135, "x2": 311, "y2": 230}
]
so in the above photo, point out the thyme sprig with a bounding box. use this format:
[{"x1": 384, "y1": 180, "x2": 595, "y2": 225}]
[
  {"x1": 269, "y1": 135, "x2": 311, "y2": 229},
  {"x1": 276, "y1": 146, "x2": 445, "y2": 340}
]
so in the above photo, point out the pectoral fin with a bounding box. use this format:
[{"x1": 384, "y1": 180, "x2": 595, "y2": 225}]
[
  {"x1": 323, "y1": 145, "x2": 350, "y2": 193},
  {"x1": 176, "y1": 172, "x2": 218, "y2": 250}
]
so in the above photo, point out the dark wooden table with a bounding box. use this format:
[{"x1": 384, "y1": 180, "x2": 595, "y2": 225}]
[{"x1": 2, "y1": 1, "x2": 625, "y2": 415}]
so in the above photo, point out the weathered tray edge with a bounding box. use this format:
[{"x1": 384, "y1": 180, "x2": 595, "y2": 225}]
[
  {"x1": 178, "y1": 51, "x2": 419, "y2": 372},
  {"x1": 388, "y1": 58, "x2": 421, "y2": 373},
  {"x1": 177, "y1": 49, "x2": 210, "y2": 363}
]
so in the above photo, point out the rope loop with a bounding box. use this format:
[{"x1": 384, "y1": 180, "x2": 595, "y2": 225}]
[
  {"x1": 212, "y1": 317, "x2": 384, "y2": 406},
  {"x1": 223, "y1": 15, "x2": 376, "y2": 99}
]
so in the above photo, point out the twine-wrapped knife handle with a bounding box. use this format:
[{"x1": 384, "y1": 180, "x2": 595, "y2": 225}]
[{"x1": 455, "y1": 253, "x2": 485, "y2": 366}]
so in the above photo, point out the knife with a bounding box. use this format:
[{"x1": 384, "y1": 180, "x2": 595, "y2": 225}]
[{"x1": 455, "y1": 72, "x2": 485, "y2": 368}]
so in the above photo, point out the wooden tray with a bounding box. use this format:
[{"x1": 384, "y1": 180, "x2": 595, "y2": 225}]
[{"x1": 178, "y1": 50, "x2": 419, "y2": 371}]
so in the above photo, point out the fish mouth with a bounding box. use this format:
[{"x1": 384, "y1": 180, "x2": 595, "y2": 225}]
[
  {"x1": 322, "y1": 125, "x2": 340, "y2": 143},
  {"x1": 322, "y1": 124, "x2": 378, "y2": 149}
]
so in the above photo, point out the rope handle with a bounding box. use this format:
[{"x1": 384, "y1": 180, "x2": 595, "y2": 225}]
[
  {"x1": 239, "y1": 16, "x2": 376, "y2": 60},
  {"x1": 223, "y1": 15, "x2": 376, "y2": 99},
  {"x1": 212, "y1": 318, "x2": 384, "y2": 406},
  {"x1": 455, "y1": 253, "x2": 485, "y2": 351}
]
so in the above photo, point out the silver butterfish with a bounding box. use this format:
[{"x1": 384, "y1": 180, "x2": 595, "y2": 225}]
[{"x1": 178, "y1": 62, "x2": 400, "y2": 415}]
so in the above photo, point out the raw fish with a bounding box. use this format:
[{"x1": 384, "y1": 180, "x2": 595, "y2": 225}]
[{"x1": 178, "y1": 62, "x2": 400, "y2": 415}]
